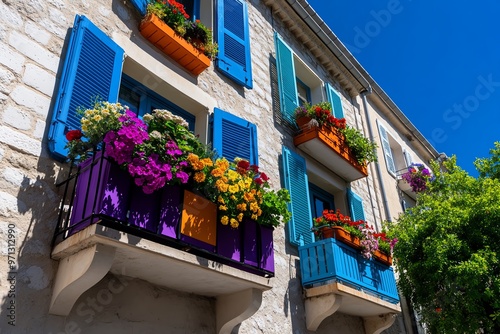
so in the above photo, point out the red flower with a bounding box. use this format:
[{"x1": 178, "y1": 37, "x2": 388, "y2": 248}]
[
  {"x1": 237, "y1": 160, "x2": 250, "y2": 170},
  {"x1": 66, "y1": 129, "x2": 83, "y2": 141},
  {"x1": 260, "y1": 172, "x2": 269, "y2": 181},
  {"x1": 254, "y1": 178, "x2": 263, "y2": 185},
  {"x1": 250, "y1": 164, "x2": 259, "y2": 173}
]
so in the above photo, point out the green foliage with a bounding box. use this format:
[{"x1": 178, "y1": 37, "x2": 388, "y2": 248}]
[
  {"x1": 341, "y1": 125, "x2": 378, "y2": 164},
  {"x1": 475, "y1": 141, "x2": 500, "y2": 180},
  {"x1": 388, "y1": 154, "x2": 500, "y2": 333}
]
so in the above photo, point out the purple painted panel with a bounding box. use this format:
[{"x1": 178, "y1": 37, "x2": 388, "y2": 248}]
[
  {"x1": 128, "y1": 185, "x2": 161, "y2": 232},
  {"x1": 243, "y1": 218, "x2": 258, "y2": 267},
  {"x1": 158, "y1": 185, "x2": 183, "y2": 238},
  {"x1": 69, "y1": 152, "x2": 130, "y2": 234},
  {"x1": 259, "y1": 225, "x2": 275, "y2": 273},
  {"x1": 217, "y1": 223, "x2": 242, "y2": 262}
]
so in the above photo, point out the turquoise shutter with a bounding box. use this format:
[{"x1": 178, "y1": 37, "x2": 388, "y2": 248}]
[
  {"x1": 377, "y1": 122, "x2": 396, "y2": 175},
  {"x1": 282, "y1": 146, "x2": 314, "y2": 246},
  {"x1": 347, "y1": 190, "x2": 366, "y2": 221},
  {"x1": 212, "y1": 108, "x2": 258, "y2": 165},
  {"x1": 275, "y1": 33, "x2": 298, "y2": 125},
  {"x1": 216, "y1": 0, "x2": 253, "y2": 89},
  {"x1": 129, "y1": 0, "x2": 148, "y2": 16},
  {"x1": 48, "y1": 15, "x2": 124, "y2": 160},
  {"x1": 326, "y1": 82, "x2": 344, "y2": 118}
]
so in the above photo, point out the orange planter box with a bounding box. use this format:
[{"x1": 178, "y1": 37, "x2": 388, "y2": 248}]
[
  {"x1": 373, "y1": 249, "x2": 393, "y2": 266},
  {"x1": 180, "y1": 190, "x2": 217, "y2": 247},
  {"x1": 293, "y1": 125, "x2": 368, "y2": 181},
  {"x1": 140, "y1": 14, "x2": 210, "y2": 75}
]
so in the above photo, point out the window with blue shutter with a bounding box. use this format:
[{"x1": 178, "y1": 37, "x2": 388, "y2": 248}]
[
  {"x1": 48, "y1": 15, "x2": 124, "y2": 160},
  {"x1": 377, "y1": 122, "x2": 396, "y2": 175},
  {"x1": 326, "y1": 82, "x2": 344, "y2": 119},
  {"x1": 275, "y1": 33, "x2": 298, "y2": 125},
  {"x1": 129, "y1": 0, "x2": 148, "y2": 16},
  {"x1": 347, "y1": 189, "x2": 366, "y2": 221},
  {"x1": 212, "y1": 108, "x2": 258, "y2": 165},
  {"x1": 216, "y1": 0, "x2": 253, "y2": 89},
  {"x1": 282, "y1": 146, "x2": 314, "y2": 246}
]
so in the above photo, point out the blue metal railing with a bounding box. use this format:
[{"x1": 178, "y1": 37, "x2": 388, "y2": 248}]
[{"x1": 299, "y1": 238, "x2": 400, "y2": 304}]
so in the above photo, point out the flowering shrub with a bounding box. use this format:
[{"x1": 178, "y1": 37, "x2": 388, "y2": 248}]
[
  {"x1": 294, "y1": 102, "x2": 377, "y2": 165},
  {"x1": 66, "y1": 103, "x2": 207, "y2": 194},
  {"x1": 401, "y1": 163, "x2": 432, "y2": 192},
  {"x1": 187, "y1": 155, "x2": 291, "y2": 228},
  {"x1": 294, "y1": 102, "x2": 346, "y2": 129},
  {"x1": 312, "y1": 209, "x2": 398, "y2": 259},
  {"x1": 146, "y1": 0, "x2": 218, "y2": 59}
]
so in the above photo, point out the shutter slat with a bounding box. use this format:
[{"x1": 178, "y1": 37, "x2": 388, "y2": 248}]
[
  {"x1": 282, "y1": 146, "x2": 314, "y2": 246},
  {"x1": 217, "y1": 0, "x2": 253, "y2": 89},
  {"x1": 275, "y1": 33, "x2": 298, "y2": 125},
  {"x1": 378, "y1": 123, "x2": 396, "y2": 174},
  {"x1": 129, "y1": 0, "x2": 148, "y2": 16},
  {"x1": 326, "y1": 82, "x2": 344, "y2": 118},
  {"x1": 213, "y1": 108, "x2": 258, "y2": 165},
  {"x1": 48, "y1": 15, "x2": 124, "y2": 160},
  {"x1": 348, "y1": 190, "x2": 366, "y2": 222}
]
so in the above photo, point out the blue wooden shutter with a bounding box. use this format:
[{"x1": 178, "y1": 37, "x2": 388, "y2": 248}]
[
  {"x1": 282, "y1": 146, "x2": 314, "y2": 246},
  {"x1": 275, "y1": 33, "x2": 298, "y2": 125},
  {"x1": 212, "y1": 108, "x2": 258, "y2": 165},
  {"x1": 326, "y1": 82, "x2": 344, "y2": 118},
  {"x1": 48, "y1": 15, "x2": 124, "y2": 160},
  {"x1": 377, "y1": 122, "x2": 396, "y2": 175},
  {"x1": 216, "y1": 0, "x2": 253, "y2": 89},
  {"x1": 129, "y1": 0, "x2": 148, "y2": 16},
  {"x1": 347, "y1": 190, "x2": 366, "y2": 221}
]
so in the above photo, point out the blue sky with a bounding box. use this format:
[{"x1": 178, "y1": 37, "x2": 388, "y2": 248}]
[{"x1": 307, "y1": 0, "x2": 500, "y2": 176}]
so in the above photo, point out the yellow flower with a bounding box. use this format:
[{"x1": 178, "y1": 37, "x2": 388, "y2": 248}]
[
  {"x1": 216, "y1": 158, "x2": 229, "y2": 171},
  {"x1": 193, "y1": 161, "x2": 205, "y2": 171},
  {"x1": 93, "y1": 115, "x2": 102, "y2": 122},
  {"x1": 238, "y1": 179, "x2": 246, "y2": 190},
  {"x1": 251, "y1": 214, "x2": 258, "y2": 220},
  {"x1": 228, "y1": 184, "x2": 239, "y2": 194},
  {"x1": 219, "y1": 205, "x2": 227, "y2": 211},
  {"x1": 221, "y1": 216, "x2": 229, "y2": 225},
  {"x1": 244, "y1": 192, "x2": 255, "y2": 202},
  {"x1": 250, "y1": 201, "x2": 259, "y2": 213},
  {"x1": 230, "y1": 195, "x2": 237, "y2": 201},
  {"x1": 237, "y1": 213, "x2": 243, "y2": 222},
  {"x1": 193, "y1": 172, "x2": 206, "y2": 183},
  {"x1": 211, "y1": 168, "x2": 224, "y2": 177},
  {"x1": 201, "y1": 158, "x2": 213, "y2": 167},
  {"x1": 216, "y1": 179, "x2": 229, "y2": 192},
  {"x1": 257, "y1": 208, "x2": 262, "y2": 216},
  {"x1": 228, "y1": 170, "x2": 239, "y2": 181},
  {"x1": 230, "y1": 218, "x2": 239, "y2": 228},
  {"x1": 218, "y1": 195, "x2": 225, "y2": 204},
  {"x1": 237, "y1": 203, "x2": 247, "y2": 211}
]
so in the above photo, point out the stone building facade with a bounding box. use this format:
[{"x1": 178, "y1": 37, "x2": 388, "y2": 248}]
[{"x1": 0, "y1": 0, "x2": 438, "y2": 333}]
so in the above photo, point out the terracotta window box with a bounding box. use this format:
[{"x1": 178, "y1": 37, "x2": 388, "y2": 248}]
[
  {"x1": 293, "y1": 125, "x2": 368, "y2": 182},
  {"x1": 139, "y1": 14, "x2": 210, "y2": 76}
]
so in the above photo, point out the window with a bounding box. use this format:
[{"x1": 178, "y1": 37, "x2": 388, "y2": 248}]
[
  {"x1": 177, "y1": 0, "x2": 200, "y2": 20},
  {"x1": 275, "y1": 33, "x2": 323, "y2": 125},
  {"x1": 377, "y1": 121, "x2": 407, "y2": 176},
  {"x1": 296, "y1": 79, "x2": 311, "y2": 106},
  {"x1": 309, "y1": 183, "x2": 334, "y2": 218},
  {"x1": 118, "y1": 75, "x2": 195, "y2": 131}
]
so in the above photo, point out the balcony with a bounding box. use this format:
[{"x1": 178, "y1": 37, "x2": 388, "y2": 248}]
[
  {"x1": 298, "y1": 238, "x2": 401, "y2": 332},
  {"x1": 397, "y1": 176, "x2": 417, "y2": 200},
  {"x1": 50, "y1": 153, "x2": 273, "y2": 334},
  {"x1": 293, "y1": 126, "x2": 368, "y2": 182},
  {"x1": 140, "y1": 14, "x2": 210, "y2": 76}
]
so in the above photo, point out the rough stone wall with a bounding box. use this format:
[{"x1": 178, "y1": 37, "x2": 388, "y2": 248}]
[{"x1": 0, "y1": 0, "x2": 403, "y2": 333}]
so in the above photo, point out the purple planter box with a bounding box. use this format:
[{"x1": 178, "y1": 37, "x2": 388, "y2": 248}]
[
  {"x1": 216, "y1": 218, "x2": 275, "y2": 274},
  {"x1": 69, "y1": 152, "x2": 130, "y2": 235}
]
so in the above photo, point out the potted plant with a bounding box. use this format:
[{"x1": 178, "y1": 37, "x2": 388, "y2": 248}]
[
  {"x1": 401, "y1": 163, "x2": 433, "y2": 193},
  {"x1": 312, "y1": 209, "x2": 398, "y2": 264},
  {"x1": 145, "y1": 0, "x2": 218, "y2": 60},
  {"x1": 293, "y1": 102, "x2": 377, "y2": 166}
]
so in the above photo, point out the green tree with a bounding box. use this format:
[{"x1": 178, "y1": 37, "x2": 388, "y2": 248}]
[{"x1": 388, "y1": 145, "x2": 500, "y2": 333}]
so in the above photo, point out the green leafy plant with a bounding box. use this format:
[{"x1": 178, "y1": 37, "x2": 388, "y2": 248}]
[
  {"x1": 146, "y1": 0, "x2": 218, "y2": 59},
  {"x1": 293, "y1": 101, "x2": 377, "y2": 165}
]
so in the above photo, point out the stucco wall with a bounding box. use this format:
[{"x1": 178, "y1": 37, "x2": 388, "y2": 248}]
[{"x1": 0, "y1": 0, "x2": 409, "y2": 333}]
